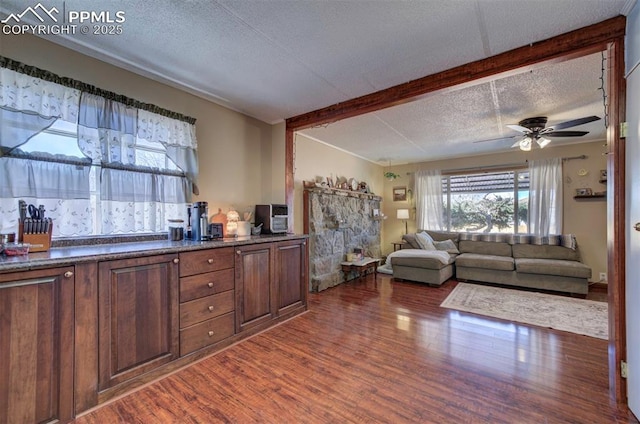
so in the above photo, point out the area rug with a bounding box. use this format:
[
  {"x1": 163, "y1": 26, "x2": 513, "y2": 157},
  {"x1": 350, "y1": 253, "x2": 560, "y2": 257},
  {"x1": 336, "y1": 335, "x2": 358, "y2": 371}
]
[{"x1": 440, "y1": 283, "x2": 608, "y2": 339}]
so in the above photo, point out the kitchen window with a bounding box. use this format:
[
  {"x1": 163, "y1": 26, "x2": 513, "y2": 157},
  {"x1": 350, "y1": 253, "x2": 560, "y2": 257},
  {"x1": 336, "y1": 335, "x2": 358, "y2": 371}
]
[{"x1": 0, "y1": 61, "x2": 198, "y2": 238}]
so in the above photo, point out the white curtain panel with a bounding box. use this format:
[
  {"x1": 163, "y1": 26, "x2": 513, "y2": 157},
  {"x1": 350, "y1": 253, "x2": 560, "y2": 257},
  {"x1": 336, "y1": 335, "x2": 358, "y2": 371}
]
[
  {"x1": 138, "y1": 109, "x2": 199, "y2": 188},
  {"x1": 415, "y1": 169, "x2": 444, "y2": 231},
  {"x1": 0, "y1": 68, "x2": 80, "y2": 122},
  {"x1": 77, "y1": 92, "x2": 137, "y2": 163},
  {"x1": 528, "y1": 158, "x2": 563, "y2": 235}
]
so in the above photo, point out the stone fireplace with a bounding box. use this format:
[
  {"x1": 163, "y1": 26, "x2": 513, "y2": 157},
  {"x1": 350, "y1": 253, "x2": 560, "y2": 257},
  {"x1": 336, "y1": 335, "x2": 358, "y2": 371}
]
[{"x1": 304, "y1": 187, "x2": 382, "y2": 292}]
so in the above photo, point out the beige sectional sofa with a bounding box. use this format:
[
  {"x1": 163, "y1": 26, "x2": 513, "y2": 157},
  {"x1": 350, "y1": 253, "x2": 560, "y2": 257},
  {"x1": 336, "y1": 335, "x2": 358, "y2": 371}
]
[{"x1": 390, "y1": 231, "x2": 592, "y2": 296}]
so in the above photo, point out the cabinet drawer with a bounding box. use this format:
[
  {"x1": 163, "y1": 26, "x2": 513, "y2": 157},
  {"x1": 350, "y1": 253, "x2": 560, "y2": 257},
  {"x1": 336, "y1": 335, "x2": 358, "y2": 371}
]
[
  {"x1": 180, "y1": 268, "x2": 234, "y2": 302},
  {"x1": 180, "y1": 312, "x2": 235, "y2": 356},
  {"x1": 180, "y1": 290, "x2": 234, "y2": 328},
  {"x1": 179, "y1": 247, "x2": 234, "y2": 277}
]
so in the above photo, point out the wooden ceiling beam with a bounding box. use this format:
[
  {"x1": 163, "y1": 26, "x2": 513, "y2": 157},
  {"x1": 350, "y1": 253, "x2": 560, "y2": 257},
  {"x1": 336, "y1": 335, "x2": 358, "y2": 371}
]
[{"x1": 285, "y1": 16, "x2": 625, "y2": 131}]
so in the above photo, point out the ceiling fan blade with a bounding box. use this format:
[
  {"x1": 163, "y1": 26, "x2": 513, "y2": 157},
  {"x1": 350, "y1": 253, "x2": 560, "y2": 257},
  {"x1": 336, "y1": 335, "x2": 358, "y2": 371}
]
[
  {"x1": 546, "y1": 131, "x2": 589, "y2": 137},
  {"x1": 506, "y1": 124, "x2": 531, "y2": 133},
  {"x1": 547, "y1": 115, "x2": 601, "y2": 131},
  {"x1": 472, "y1": 135, "x2": 517, "y2": 144},
  {"x1": 511, "y1": 139, "x2": 522, "y2": 148}
]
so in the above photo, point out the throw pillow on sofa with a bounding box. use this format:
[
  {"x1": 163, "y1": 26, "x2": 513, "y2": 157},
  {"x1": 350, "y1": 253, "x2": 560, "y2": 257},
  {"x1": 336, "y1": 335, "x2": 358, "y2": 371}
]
[
  {"x1": 415, "y1": 231, "x2": 436, "y2": 251},
  {"x1": 402, "y1": 233, "x2": 421, "y2": 249},
  {"x1": 433, "y1": 239, "x2": 460, "y2": 254}
]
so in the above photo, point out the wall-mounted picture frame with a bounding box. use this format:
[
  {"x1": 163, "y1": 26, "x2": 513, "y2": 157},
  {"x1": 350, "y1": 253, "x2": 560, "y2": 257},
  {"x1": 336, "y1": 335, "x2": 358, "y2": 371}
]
[{"x1": 393, "y1": 186, "x2": 407, "y2": 202}]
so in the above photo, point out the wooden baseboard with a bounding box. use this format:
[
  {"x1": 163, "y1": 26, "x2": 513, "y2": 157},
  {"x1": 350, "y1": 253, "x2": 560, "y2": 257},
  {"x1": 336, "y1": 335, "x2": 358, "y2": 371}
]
[{"x1": 589, "y1": 282, "x2": 608, "y2": 292}]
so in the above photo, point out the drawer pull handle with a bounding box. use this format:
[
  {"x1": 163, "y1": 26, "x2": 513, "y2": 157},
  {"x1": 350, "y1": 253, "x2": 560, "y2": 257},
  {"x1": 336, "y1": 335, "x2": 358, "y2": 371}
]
[
  {"x1": 207, "y1": 282, "x2": 214, "y2": 288},
  {"x1": 208, "y1": 331, "x2": 214, "y2": 337},
  {"x1": 64, "y1": 271, "x2": 74, "y2": 278},
  {"x1": 208, "y1": 306, "x2": 215, "y2": 312},
  {"x1": 207, "y1": 258, "x2": 214, "y2": 264},
  {"x1": 173, "y1": 258, "x2": 179, "y2": 264}
]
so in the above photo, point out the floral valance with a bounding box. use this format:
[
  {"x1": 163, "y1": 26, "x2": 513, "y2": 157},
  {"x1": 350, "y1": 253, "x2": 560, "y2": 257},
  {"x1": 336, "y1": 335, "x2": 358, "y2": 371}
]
[{"x1": 0, "y1": 55, "x2": 196, "y2": 125}]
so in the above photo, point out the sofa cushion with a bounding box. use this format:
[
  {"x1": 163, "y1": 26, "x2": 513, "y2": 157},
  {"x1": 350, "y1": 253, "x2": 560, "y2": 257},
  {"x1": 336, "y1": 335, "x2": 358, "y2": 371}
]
[
  {"x1": 402, "y1": 233, "x2": 421, "y2": 249},
  {"x1": 512, "y1": 244, "x2": 581, "y2": 261},
  {"x1": 433, "y1": 239, "x2": 460, "y2": 254},
  {"x1": 425, "y1": 230, "x2": 460, "y2": 245},
  {"x1": 515, "y1": 258, "x2": 591, "y2": 279},
  {"x1": 391, "y1": 254, "x2": 455, "y2": 270},
  {"x1": 455, "y1": 253, "x2": 514, "y2": 271},
  {"x1": 459, "y1": 240, "x2": 512, "y2": 257}
]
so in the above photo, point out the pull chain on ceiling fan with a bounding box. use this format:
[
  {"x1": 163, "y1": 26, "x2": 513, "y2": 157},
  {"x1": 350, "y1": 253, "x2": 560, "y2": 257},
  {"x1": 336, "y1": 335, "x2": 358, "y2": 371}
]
[{"x1": 475, "y1": 115, "x2": 601, "y2": 151}]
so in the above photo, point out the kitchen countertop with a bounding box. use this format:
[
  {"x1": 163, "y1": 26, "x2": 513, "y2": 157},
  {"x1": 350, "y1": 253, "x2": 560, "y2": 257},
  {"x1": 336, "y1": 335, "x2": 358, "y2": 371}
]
[{"x1": 0, "y1": 234, "x2": 308, "y2": 273}]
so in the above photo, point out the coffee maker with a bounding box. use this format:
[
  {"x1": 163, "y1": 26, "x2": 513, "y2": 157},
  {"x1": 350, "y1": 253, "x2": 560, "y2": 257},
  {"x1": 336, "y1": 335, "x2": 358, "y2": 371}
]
[{"x1": 190, "y1": 201, "x2": 210, "y2": 241}]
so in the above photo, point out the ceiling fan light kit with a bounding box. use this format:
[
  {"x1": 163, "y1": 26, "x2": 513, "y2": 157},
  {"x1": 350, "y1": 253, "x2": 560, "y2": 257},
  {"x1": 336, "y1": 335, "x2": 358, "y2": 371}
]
[{"x1": 480, "y1": 115, "x2": 601, "y2": 151}]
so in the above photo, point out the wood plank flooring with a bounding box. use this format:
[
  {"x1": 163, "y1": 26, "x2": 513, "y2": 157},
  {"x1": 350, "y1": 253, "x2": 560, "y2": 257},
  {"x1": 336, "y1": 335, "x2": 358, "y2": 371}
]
[{"x1": 73, "y1": 276, "x2": 639, "y2": 423}]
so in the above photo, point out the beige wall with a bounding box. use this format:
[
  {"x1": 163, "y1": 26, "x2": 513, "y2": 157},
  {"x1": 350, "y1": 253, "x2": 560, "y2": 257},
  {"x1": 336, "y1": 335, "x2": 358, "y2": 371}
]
[
  {"x1": 381, "y1": 141, "x2": 608, "y2": 281},
  {"x1": 0, "y1": 32, "x2": 283, "y2": 220},
  {"x1": 293, "y1": 133, "x2": 384, "y2": 234}
]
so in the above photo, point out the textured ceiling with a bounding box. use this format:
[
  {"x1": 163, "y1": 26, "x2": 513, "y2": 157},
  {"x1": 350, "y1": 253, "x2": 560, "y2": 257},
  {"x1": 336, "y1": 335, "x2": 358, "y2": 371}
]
[
  {"x1": 301, "y1": 52, "x2": 609, "y2": 164},
  {"x1": 0, "y1": 0, "x2": 634, "y2": 163}
]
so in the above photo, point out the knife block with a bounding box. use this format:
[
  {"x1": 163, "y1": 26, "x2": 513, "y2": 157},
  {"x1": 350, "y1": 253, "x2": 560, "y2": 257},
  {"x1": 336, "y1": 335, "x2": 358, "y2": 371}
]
[{"x1": 18, "y1": 220, "x2": 53, "y2": 252}]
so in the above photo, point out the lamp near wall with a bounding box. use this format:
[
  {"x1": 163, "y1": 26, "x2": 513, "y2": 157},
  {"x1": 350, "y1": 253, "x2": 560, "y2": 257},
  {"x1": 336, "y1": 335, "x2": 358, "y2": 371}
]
[{"x1": 397, "y1": 208, "x2": 410, "y2": 235}]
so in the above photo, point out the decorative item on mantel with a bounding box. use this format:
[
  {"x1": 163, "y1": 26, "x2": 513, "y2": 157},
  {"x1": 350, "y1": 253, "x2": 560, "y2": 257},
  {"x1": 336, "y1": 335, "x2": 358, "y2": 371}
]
[{"x1": 303, "y1": 178, "x2": 372, "y2": 194}]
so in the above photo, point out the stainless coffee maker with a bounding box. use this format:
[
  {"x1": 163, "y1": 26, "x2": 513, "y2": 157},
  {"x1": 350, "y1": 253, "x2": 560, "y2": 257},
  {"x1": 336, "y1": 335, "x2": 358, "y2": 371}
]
[{"x1": 190, "y1": 201, "x2": 210, "y2": 241}]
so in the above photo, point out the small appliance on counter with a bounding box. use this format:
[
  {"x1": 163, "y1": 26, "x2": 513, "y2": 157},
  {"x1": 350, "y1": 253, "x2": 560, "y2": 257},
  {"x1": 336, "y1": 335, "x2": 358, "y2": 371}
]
[
  {"x1": 255, "y1": 204, "x2": 288, "y2": 234},
  {"x1": 209, "y1": 223, "x2": 223, "y2": 239},
  {"x1": 190, "y1": 201, "x2": 212, "y2": 241}
]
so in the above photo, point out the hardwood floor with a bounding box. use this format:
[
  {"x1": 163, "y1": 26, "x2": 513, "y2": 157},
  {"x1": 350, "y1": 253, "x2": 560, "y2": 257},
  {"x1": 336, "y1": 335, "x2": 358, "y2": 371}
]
[{"x1": 74, "y1": 276, "x2": 638, "y2": 423}]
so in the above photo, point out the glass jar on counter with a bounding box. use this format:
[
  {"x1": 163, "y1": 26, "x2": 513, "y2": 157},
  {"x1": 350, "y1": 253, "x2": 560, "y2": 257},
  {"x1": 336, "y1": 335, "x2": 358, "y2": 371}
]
[{"x1": 168, "y1": 219, "x2": 184, "y2": 241}]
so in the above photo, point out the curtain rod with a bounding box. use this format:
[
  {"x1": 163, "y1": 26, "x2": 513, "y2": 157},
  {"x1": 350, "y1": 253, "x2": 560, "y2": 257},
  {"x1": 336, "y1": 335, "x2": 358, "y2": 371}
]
[
  {"x1": 2, "y1": 152, "x2": 186, "y2": 178},
  {"x1": 405, "y1": 155, "x2": 587, "y2": 175}
]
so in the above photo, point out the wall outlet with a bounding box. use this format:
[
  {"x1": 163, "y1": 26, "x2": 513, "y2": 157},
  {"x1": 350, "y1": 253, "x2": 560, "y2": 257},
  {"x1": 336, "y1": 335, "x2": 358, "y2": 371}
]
[{"x1": 599, "y1": 272, "x2": 607, "y2": 282}]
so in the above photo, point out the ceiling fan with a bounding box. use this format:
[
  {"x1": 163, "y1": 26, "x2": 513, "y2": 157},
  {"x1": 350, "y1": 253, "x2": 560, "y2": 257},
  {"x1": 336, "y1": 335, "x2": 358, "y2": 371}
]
[{"x1": 476, "y1": 115, "x2": 601, "y2": 151}]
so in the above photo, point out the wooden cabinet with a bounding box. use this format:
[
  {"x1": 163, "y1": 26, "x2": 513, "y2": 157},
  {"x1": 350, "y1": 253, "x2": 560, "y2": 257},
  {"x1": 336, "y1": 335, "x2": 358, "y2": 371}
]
[
  {"x1": 236, "y1": 239, "x2": 307, "y2": 331},
  {"x1": 235, "y1": 243, "x2": 274, "y2": 331},
  {"x1": 0, "y1": 236, "x2": 307, "y2": 420},
  {"x1": 274, "y1": 239, "x2": 307, "y2": 315},
  {"x1": 0, "y1": 267, "x2": 74, "y2": 424},
  {"x1": 178, "y1": 248, "x2": 235, "y2": 356},
  {"x1": 97, "y1": 254, "x2": 179, "y2": 391}
]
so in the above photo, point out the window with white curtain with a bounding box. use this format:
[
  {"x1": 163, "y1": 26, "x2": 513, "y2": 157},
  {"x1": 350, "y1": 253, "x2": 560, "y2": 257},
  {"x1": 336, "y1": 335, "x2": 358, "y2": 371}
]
[{"x1": 0, "y1": 63, "x2": 198, "y2": 238}]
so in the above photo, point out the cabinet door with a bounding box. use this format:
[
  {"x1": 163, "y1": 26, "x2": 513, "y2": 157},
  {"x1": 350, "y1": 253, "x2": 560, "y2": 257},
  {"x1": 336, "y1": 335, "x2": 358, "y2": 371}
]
[
  {"x1": 274, "y1": 239, "x2": 307, "y2": 314},
  {"x1": 0, "y1": 267, "x2": 74, "y2": 424},
  {"x1": 98, "y1": 254, "x2": 179, "y2": 390},
  {"x1": 235, "y1": 244, "x2": 273, "y2": 331}
]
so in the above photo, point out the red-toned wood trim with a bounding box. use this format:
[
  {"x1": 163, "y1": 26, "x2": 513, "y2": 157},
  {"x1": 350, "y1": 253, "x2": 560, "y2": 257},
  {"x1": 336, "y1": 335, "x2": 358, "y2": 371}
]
[
  {"x1": 285, "y1": 16, "x2": 625, "y2": 131},
  {"x1": 285, "y1": 128, "x2": 295, "y2": 233},
  {"x1": 607, "y1": 36, "x2": 627, "y2": 405}
]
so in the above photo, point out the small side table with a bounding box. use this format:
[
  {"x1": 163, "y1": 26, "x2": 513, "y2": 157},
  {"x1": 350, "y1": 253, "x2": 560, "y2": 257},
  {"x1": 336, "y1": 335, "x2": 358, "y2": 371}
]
[
  {"x1": 341, "y1": 257, "x2": 380, "y2": 282},
  {"x1": 392, "y1": 241, "x2": 407, "y2": 251}
]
